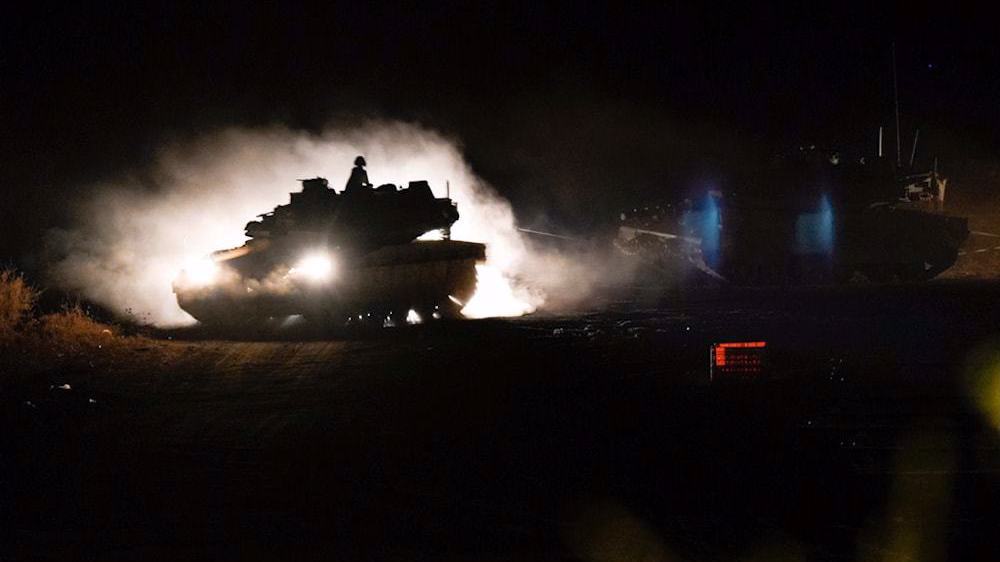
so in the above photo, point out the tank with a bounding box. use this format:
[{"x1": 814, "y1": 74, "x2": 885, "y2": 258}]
[
  {"x1": 617, "y1": 148, "x2": 969, "y2": 285},
  {"x1": 173, "y1": 176, "x2": 485, "y2": 326}
]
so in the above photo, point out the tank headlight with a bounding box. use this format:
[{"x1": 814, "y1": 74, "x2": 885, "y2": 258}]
[
  {"x1": 292, "y1": 253, "x2": 335, "y2": 282},
  {"x1": 183, "y1": 257, "x2": 219, "y2": 287}
]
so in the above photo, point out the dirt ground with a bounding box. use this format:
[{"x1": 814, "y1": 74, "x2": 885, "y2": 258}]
[
  {"x1": 3, "y1": 283, "x2": 1000, "y2": 561},
  {"x1": 939, "y1": 194, "x2": 1000, "y2": 280}
]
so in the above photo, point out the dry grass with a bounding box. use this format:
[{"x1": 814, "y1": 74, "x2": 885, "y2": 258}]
[
  {"x1": 0, "y1": 268, "x2": 38, "y2": 338},
  {"x1": 38, "y1": 303, "x2": 118, "y2": 353},
  {"x1": 1, "y1": 270, "x2": 148, "y2": 373}
]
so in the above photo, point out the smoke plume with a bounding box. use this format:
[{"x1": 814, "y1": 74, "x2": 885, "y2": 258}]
[{"x1": 46, "y1": 121, "x2": 610, "y2": 326}]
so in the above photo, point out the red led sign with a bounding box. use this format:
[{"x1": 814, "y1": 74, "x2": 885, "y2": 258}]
[{"x1": 710, "y1": 341, "x2": 767, "y2": 379}]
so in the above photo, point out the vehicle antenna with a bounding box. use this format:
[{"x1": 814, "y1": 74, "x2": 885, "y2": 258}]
[
  {"x1": 444, "y1": 180, "x2": 452, "y2": 240},
  {"x1": 893, "y1": 42, "x2": 902, "y2": 168}
]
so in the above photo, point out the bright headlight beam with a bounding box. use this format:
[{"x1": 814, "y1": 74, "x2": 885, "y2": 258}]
[
  {"x1": 291, "y1": 253, "x2": 335, "y2": 282},
  {"x1": 183, "y1": 257, "x2": 219, "y2": 287}
]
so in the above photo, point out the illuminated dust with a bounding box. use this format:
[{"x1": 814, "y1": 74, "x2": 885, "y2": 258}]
[{"x1": 45, "y1": 122, "x2": 615, "y2": 326}]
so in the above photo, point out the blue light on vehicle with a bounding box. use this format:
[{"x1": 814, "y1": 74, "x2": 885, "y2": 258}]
[
  {"x1": 795, "y1": 194, "x2": 835, "y2": 255},
  {"x1": 701, "y1": 193, "x2": 721, "y2": 267}
]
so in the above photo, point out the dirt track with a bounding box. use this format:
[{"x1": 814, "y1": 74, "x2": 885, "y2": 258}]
[{"x1": 5, "y1": 282, "x2": 1000, "y2": 560}]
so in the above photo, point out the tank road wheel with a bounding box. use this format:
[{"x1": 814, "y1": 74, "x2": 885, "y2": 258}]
[
  {"x1": 189, "y1": 310, "x2": 271, "y2": 330},
  {"x1": 398, "y1": 297, "x2": 465, "y2": 323},
  {"x1": 436, "y1": 297, "x2": 465, "y2": 320}
]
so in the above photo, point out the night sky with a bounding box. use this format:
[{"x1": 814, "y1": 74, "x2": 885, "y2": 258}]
[{"x1": 3, "y1": 3, "x2": 998, "y2": 262}]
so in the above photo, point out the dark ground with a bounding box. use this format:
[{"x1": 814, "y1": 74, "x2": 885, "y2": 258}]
[{"x1": 3, "y1": 282, "x2": 1000, "y2": 561}]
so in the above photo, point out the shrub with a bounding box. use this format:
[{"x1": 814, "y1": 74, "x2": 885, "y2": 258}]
[
  {"x1": 0, "y1": 269, "x2": 37, "y2": 337},
  {"x1": 39, "y1": 304, "x2": 117, "y2": 352}
]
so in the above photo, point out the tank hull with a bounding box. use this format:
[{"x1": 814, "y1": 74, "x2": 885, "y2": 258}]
[
  {"x1": 712, "y1": 204, "x2": 968, "y2": 285},
  {"x1": 175, "y1": 240, "x2": 485, "y2": 326},
  {"x1": 618, "y1": 203, "x2": 969, "y2": 286}
]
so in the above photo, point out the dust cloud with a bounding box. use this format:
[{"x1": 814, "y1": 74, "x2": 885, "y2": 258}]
[{"x1": 46, "y1": 121, "x2": 616, "y2": 326}]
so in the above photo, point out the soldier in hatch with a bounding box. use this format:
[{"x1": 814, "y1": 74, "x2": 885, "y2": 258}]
[{"x1": 345, "y1": 155, "x2": 373, "y2": 193}]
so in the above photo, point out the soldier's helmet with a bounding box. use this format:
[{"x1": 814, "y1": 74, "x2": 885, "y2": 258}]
[{"x1": 355, "y1": 156, "x2": 366, "y2": 166}]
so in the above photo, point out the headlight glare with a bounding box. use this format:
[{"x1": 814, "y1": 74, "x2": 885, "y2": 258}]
[
  {"x1": 183, "y1": 257, "x2": 219, "y2": 287},
  {"x1": 291, "y1": 253, "x2": 335, "y2": 282}
]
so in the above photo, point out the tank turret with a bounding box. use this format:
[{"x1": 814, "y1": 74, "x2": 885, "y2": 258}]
[{"x1": 244, "y1": 177, "x2": 458, "y2": 247}]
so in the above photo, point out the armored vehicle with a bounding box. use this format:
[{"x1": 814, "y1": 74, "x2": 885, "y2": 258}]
[
  {"x1": 173, "y1": 174, "x2": 485, "y2": 326},
  {"x1": 617, "y1": 148, "x2": 969, "y2": 285}
]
